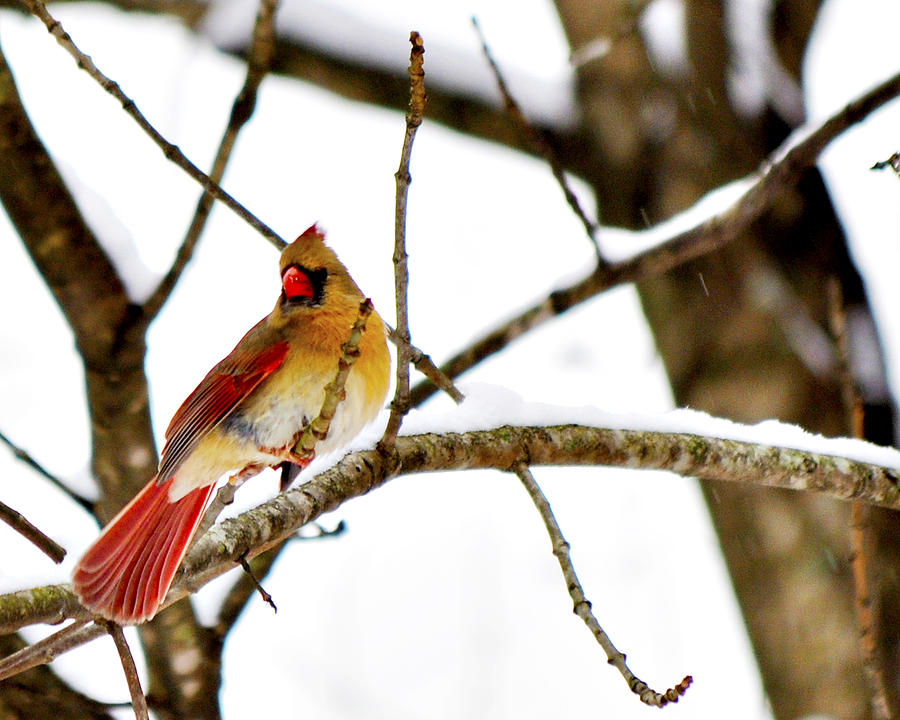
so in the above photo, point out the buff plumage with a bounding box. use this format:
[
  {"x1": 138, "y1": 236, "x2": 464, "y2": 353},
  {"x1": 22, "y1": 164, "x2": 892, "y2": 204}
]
[{"x1": 73, "y1": 226, "x2": 390, "y2": 624}]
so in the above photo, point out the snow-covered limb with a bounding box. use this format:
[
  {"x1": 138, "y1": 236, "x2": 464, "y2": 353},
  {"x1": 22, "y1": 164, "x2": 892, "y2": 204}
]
[
  {"x1": 2, "y1": 422, "x2": 898, "y2": 641},
  {"x1": 409, "y1": 68, "x2": 900, "y2": 407},
  {"x1": 173, "y1": 423, "x2": 900, "y2": 596}
]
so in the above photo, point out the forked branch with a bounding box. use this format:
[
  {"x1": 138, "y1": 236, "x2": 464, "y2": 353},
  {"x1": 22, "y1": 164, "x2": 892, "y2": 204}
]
[
  {"x1": 20, "y1": 0, "x2": 285, "y2": 249},
  {"x1": 409, "y1": 70, "x2": 900, "y2": 407}
]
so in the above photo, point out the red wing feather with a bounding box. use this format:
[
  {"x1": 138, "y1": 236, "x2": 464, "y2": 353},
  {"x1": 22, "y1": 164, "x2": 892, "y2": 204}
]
[{"x1": 158, "y1": 331, "x2": 289, "y2": 480}]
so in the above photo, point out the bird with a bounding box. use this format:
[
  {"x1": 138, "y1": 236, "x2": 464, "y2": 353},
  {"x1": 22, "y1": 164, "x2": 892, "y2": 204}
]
[{"x1": 72, "y1": 225, "x2": 391, "y2": 624}]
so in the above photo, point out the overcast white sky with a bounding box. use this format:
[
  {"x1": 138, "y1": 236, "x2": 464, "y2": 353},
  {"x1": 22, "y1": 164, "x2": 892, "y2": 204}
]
[{"x1": 0, "y1": 1, "x2": 898, "y2": 718}]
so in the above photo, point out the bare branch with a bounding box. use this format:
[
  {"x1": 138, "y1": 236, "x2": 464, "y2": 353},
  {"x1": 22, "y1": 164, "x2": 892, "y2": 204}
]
[
  {"x1": 387, "y1": 328, "x2": 464, "y2": 404},
  {"x1": 3, "y1": 422, "x2": 900, "y2": 657},
  {"x1": 829, "y1": 282, "x2": 893, "y2": 719},
  {"x1": 0, "y1": 429, "x2": 93, "y2": 512},
  {"x1": 410, "y1": 69, "x2": 900, "y2": 407},
  {"x1": 472, "y1": 16, "x2": 602, "y2": 259},
  {"x1": 381, "y1": 31, "x2": 426, "y2": 450},
  {"x1": 142, "y1": 0, "x2": 282, "y2": 321},
  {"x1": 513, "y1": 462, "x2": 690, "y2": 707},
  {"x1": 20, "y1": 0, "x2": 286, "y2": 250},
  {"x1": 0, "y1": 499, "x2": 66, "y2": 564},
  {"x1": 0, "y1": 620, "x2": 101, "y2": 680},
  {"x1": 104, "y1": 622, "x2": 149, "y2": 720},
  {"x1": 291, "y1": 299, "x2": 374, "y2": 460}
]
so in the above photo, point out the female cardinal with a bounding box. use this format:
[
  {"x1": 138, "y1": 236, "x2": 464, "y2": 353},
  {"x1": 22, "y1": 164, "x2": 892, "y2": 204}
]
[{"x1": 72, "y1": 225, "x2": 390, "y2": 624}]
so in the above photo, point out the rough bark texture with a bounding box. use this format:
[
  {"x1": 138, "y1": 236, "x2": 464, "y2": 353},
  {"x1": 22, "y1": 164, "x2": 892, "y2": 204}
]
[
  {"x1": 0, "y1": 33, "x2": 220, "y2": 720},
  {"x1": 0, "y1": 634, "x2": 113, "y2": 720}
]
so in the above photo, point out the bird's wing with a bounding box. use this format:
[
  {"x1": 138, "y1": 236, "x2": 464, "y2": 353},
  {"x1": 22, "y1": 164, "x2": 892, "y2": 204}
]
[{"x1": 157, "y1": 322, "x2": 289, "y2": 480}]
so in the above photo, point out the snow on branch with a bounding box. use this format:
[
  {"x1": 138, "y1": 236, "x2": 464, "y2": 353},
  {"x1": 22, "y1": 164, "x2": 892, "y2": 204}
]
[
  {"x1": 1, "y1": 421, "x2": 898, "y2": 641},
  {"x1": 409, "y1": 69, "x2": 900, "y2": 406}
]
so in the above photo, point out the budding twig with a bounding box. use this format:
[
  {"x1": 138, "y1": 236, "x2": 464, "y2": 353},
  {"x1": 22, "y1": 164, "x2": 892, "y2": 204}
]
[
  {"x1": 291, "y1": 299, "x2": 374, "y2": 460},
  {"x1": 513, "y1": 462, "x2": 691, "y2": 708},
  {"x1": 381, "y1": 31, "x2": 426, "y2": 451}
]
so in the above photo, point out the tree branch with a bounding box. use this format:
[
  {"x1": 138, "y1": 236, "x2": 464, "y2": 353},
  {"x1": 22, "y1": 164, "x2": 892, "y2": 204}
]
[
  {"x1": 513, "y1": 462, "x2": 690, "y2": 707},
  {"x1": 3, "y1": 422, "x2": 898, "y2": 642},
  {"x1": 387, "y1": 329, "x2": 465, "y2": 404},
  {"x1": 0, "y1": 620, "x2": 100, "y2": 680},
  {"x1": 104, "y1": 622, "x2": 149, "y2": 720},
  {"x1": 472, "y1": 16, "x2": 601, "y2": 259},
  {"x1": 141, "y1": 0, "x2": 282, "y2": 322},
  {"x1": 20, "y1": 0, "x2": 286, "y2": 250},
  {"x1": 0, "y1": 429, "x2": 94, "y2": 513},
  {"x1": 409, "y1": 69, "x2": 900, "y2": 407},
  {"x1": 380, "y1": 31, "x2": 426, "y2": 450},
  {"x1": 0, "y1": 499, "x2": 66, "y2": 564}
]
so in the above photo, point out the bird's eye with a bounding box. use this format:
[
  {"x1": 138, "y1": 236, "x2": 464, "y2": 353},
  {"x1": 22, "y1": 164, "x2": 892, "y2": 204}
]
[{"x1": 282, "y1": 266, "x2": 314, "y2": 300}]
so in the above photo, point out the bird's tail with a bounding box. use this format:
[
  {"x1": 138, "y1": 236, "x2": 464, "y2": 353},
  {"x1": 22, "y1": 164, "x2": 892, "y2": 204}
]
[{"x1": 72, "y1": 476, "x2": 217, "y2": 624}]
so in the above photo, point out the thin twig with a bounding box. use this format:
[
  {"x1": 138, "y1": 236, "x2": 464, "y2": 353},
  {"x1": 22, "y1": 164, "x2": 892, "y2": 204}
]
[
  {"x1": 215, "y1": 521, "x2": 345, "y2": 638},
  {"x1": 829, "y1": 280, "x2": 891, "y2": 719},
  {"x1": 409, "y1": 68, "x2": 900, "y2": 408},
  {"x1": 386, "y1": 326, "x2": 464, "y2": 404},
  {"x1": 0, "y1": 429, "x2": 93, "y2": 512},
  {"x1": 380, "y1": 31, "x2": 426, "y2": 451},
  {"x1": 0, "y1": 620, "x2": 100, "y2": 681},
  {"x1": 143, "y1": 0, "x2": 283, "y2": 321},
  {"x1": 215, "y1": 544, "x2": 287, "y2": 636},
  {"x1": 20, "y1": 0, "x2": 285, "y2": 250},
  {"x1": 237, "y1": 555, "x2": 277, "y2": 612},
  {"x1": 104, "y1": 622, "x2": 149, "y2": 720},
  {"x1": 512, "y1": 462, "x2": 691, "y2": 707},
  {"x1": 871, "y1": 151, "x2": 900, "y2": 177},
  {"x1": 291, "y1": 298, "x2": 374, "y2": 460},
  {"x1": 0, "y1": 498, "x2": 66, "y2": 563},
  {"x1": 472, "y1": 16, "x2": 602, "y2": 260}
]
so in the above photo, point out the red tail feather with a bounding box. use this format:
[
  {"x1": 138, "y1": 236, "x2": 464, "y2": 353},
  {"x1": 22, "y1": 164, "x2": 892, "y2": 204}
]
[{"x1": 73, "y1": 477, "x2": 217, "y2": 624}]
